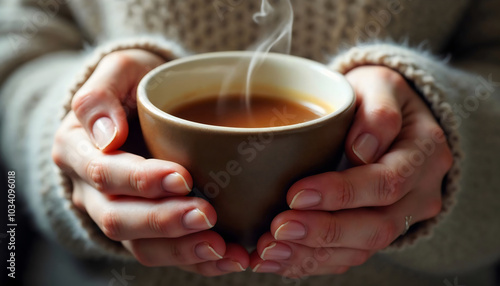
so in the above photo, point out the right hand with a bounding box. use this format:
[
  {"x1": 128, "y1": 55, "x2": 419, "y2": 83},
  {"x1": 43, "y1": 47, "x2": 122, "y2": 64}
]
[{"x1": 52, "y1": 49, "x2": 249, "y2": 276}]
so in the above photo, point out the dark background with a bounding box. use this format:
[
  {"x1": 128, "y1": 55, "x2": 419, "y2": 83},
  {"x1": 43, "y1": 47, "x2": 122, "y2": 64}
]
[{"x1": 0, "y1": 160, "x2": 38, "y2": 286}]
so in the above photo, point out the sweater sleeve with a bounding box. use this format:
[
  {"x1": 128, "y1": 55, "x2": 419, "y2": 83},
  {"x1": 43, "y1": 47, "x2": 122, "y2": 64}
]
[
  {"x1": 0, "y1": 3, "x2": 189, "y2": 259},
  {"x1": 328, "y1": 0, "x2": 500, "y2": 275}
]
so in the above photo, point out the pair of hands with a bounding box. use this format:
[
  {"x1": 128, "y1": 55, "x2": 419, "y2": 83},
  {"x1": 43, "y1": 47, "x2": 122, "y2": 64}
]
[{"x1": 52, "y1": 50, "x2": 452, "y2": 277}]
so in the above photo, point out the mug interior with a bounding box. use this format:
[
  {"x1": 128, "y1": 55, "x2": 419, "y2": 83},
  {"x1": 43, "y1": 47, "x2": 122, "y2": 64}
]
[{"x1": 139, "y1": 52, "x2": 354, "y2": 130}]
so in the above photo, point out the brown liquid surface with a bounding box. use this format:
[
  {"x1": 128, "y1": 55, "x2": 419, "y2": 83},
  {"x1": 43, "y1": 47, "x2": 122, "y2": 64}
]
[{"x1": 166, "y1": 94, "x2": 325, "y2": 128}]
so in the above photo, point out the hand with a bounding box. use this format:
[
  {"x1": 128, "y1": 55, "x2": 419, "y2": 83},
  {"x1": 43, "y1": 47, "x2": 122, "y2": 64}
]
[
  {"x1": 250, "y1": 66, "x2": 453, "y2": 277},
  {"x1": 52, "y1": 50, "x2": 249, "y2": 276}
]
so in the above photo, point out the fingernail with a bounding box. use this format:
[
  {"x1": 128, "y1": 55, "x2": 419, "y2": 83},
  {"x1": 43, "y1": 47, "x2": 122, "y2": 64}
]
[
  {"x1": 195, "y1": 242, "x2": 223, "y2": 260},
  {"x1": 92, "y1": 117, "x2": 117, "y2": 150},
  {"x1": 217, "y1": 259, "x2": 246, "y2": 272},
  {"x1": 162, "y1": 172, "x2": 191, "y2": 193},
  {"x1": 274, "y1": 221, "x2": 307, "y2": 240},
  {"x1": 352, "y1": 133, "x2": 378, "y2": 164},
  {"x1": 260, "y1": 242, "x2": 292, "y2": 260},
  {"x1": 289, "y1": 189, "x2": 322, "y2": 209},
  {"x1": 182, "y1": 208, "x2": 213, "y2": 230},
  {"x1": 252, "y1": 261, "x2": 281, "y2": 273}
]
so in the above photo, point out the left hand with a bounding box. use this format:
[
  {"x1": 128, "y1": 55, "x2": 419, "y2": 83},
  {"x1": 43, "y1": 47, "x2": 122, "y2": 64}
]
[{"x1": 250, "y1": 66, "x2": 453, "y2": 277}]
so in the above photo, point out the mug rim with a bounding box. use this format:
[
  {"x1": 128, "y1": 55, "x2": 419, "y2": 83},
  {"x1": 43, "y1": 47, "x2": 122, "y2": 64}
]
[{"x1": 138, "y1": 51, "x2": 355, "y2": 134}]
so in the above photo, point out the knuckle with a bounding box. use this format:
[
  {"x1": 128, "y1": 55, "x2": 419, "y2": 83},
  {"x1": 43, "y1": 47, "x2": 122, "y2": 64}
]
[
  {"x1": 71, "y1": 193, "x2": 84, "y2": 210},
  {"x1": 337, "y1": 175, "x2": 355, "y2": 209},
  {"x1": 440, "y1": 145, "x2": 454, "y2": 174},
  {"x1": 427, "y1": 125, "x2": 453, "y2": 175},
  {"x1": 168, "y1": 243, "x2": 188, "y2": 265},
  {"x1": 367, "y1": 220, "x2": 398, "y2": 250},
  {"x1": 378, "y1": 67, "x2": 406, "y2": 87},
  {"x1": 429, "y1": 126, "x2": 453, "y2": 167},
  {"x1": 51, "y1": 145, "x2": 64, "y2": 168},
  {"x1": 318, "y1": 216, "x2": 342, "y2": 246},
  {"x1": 430, "y1": 125, "x2": 447, "y2": 143},
  {"x1": 146, "y1": 209, "x2": 170, "y2": 236},
  {"x1": 102, "y1": 51, "x2": 136, "y2": 70},
  {"x1": 71, "y1": 87, "x2": 119, "y2": 119},
  {"x1": 70, "y1": 92, "x2": 88, "y2": 116},
  {"x1": 71, "y1": 89, "x2": 103, "y2": 117},
  {"x1": 85, "y1": 159, "x2": 108, "y2": 192},
  {"x1": 100, "y1": 209, "x2": 122, "y2": 240},
  {"x1": 378, "y1": 168, "x2": 404, "y2": 204},
  {"x1": 129, "y1": 164, "x2": 151, "y2": 194},
  {"x1": 368, "y1": 106, "x2": 402, "y2": 132}
]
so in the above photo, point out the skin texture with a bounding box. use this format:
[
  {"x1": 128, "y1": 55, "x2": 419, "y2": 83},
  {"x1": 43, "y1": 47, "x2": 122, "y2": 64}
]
[
  {"x1": 52, "y1": 50, "x2": 249, "y2": 276},
  {"x1": 250, "y1": 66, "x2": 453, "y2": 277},
  {"x1": 52, "y1": 50, "x2": 452, "y2": 277}
]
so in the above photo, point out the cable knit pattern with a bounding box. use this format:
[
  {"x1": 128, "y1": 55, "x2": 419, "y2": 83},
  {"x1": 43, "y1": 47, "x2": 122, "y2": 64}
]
[{"x1": 2, "y1": 0, "x2": 500, "y2": 285}]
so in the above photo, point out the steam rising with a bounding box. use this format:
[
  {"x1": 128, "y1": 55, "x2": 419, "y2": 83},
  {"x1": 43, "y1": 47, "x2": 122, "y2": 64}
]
[
  {"x1": 245, "y1": 0, "x2": 294, "y2": 105},
  {"x1": 218, "y1": 0, "x2": 294, "y2": 116}
]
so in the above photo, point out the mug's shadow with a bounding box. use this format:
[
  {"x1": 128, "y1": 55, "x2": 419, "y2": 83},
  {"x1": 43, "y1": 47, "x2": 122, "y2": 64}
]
[{"x1": 119, "y1": 116, "x2": 152, "y2": 158}]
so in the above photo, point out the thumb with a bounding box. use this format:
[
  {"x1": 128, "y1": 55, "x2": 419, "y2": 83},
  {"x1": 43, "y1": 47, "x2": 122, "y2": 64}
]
[
  {"x1": 71, "y1": 50, "x2": 164, "y2": 151},
  {"x1": 344, "y1": 67, "x2": 405, "y2": 165}
]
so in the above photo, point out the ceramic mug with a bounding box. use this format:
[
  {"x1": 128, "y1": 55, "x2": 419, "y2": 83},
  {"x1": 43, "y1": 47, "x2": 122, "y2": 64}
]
[{"x1": 137, "y1": 51, "x2": 355, "y2": 248}]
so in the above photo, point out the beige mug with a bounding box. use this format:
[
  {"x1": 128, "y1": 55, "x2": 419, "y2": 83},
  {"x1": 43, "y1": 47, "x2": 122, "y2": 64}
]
[{"x1": 137, "y1": 51, "x2": 355, "y2": 248}]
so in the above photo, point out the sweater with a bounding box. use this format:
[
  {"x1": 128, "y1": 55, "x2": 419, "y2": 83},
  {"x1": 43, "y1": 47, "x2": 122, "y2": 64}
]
[{"x1": 1, "y1": 0, "x2": 499, "y2": 285}]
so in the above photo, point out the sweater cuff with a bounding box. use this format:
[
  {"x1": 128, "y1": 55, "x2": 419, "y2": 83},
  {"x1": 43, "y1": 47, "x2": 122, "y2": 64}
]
[
  {"x1": 63, "y1": 36, "x2": 189, "y2": 114},
  {"x1": 55, "y1": 36, "x2": 188, "y2": 259},
  {"x1": 329, "y1": 43, "x2": 463, "y2": 249}
]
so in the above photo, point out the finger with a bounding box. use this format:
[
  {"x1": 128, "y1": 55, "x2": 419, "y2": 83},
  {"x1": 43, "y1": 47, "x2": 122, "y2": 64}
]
[
  {"x1": 122, "y1": 231, "x2": 225, "y2": 267},
  {"x1": 345, "y1": 67, "x2": 406, "y2": 164},
  {"x1": 53, "y1": 114, "x2": 192, "y2": 197},
  {"x1": 75, "y1": 182, "x2": 216, "y2": 241},
  {"x1": 249, "y1": 250, "x2": 283, "y2": 274},
  {"x1": 287, "y1": 163, "x2": 414, "y2": 211},
  {"x1": 269, "y1": 207, "x2": 427, "y2": 250},
  {"x1": 379, "y1": 94, "x2": 453, "y2": 178},
  {"x1": 179, "y1": 243, "x2": 249, "y2": 276},
  {"x1": 251, "y1": 241, "x2": 352, "y2": 277},
  {"x1": 287, "y1": 118, "x2": 448, "y2": 211},
  {"x1": 256, "y1": 232, "x2": 371, "y2": 267},
  {"x1": 71, "y1": 50, "x2": 164, "y2": 151}
]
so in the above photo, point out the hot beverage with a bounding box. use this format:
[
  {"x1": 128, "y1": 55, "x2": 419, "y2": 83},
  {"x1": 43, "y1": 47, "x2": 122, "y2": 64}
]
[
  {"x1": 166, "y1": 94, "x2": 327, "y2": 128},
  {"x1": 138, "y1": 51, "x2": 355, "y2": 247}
]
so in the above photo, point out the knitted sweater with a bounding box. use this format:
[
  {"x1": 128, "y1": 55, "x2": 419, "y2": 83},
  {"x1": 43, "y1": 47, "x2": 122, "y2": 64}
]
[{"x1": 1, "y1": 0, "x2": 500, "y2": 285}]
